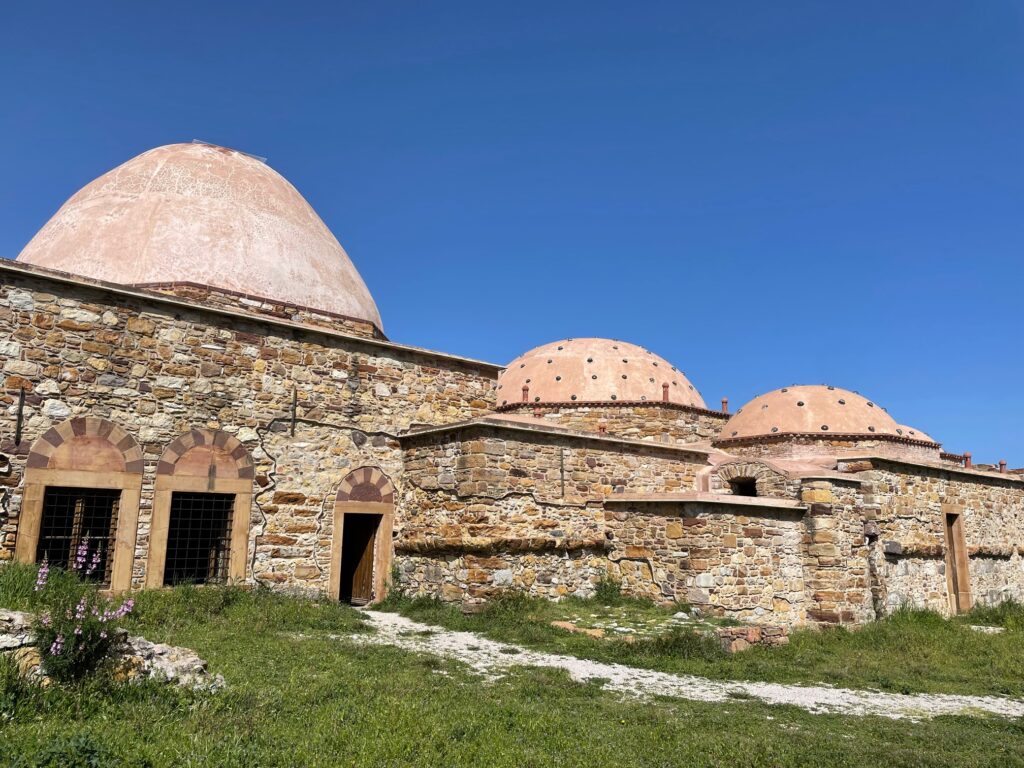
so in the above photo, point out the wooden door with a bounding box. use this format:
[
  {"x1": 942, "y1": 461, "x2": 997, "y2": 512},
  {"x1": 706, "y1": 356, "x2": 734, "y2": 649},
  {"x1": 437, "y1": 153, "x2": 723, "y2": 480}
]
[
  {"x1": 944, "y1": 513, "x2": 971, "y2": 614},
  {"x1": 351, "y1": 516, "x2": 378, "y2": 604},
  {"x1": 340, "y1": 513, "x2": 380, "y2": 605}
]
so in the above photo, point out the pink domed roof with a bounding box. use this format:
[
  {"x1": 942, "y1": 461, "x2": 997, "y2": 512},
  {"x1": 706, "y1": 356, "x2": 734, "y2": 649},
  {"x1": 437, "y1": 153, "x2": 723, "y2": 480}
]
[
  {"x1": 720, "y1": 385, "x2": 900, "y2": 441},
  {"x1": 497, "y1": 338, "x2": 705, "y2": 408},
  {"x1": 17, "y1": 143, "x2": 382, "y2": 330}
]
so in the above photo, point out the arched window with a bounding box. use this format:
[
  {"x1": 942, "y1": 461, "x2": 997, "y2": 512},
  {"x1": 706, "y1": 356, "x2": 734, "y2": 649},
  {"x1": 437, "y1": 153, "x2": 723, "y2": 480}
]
[
  {"x1": 146, "y1": 429, "x2": 254, "y2": 587},
  {"x1": 729, "y1": 478, "x2": 759, "y2": 497},
  {"x1": 16, "y1": 417, "x2": 144, "y2": 591}
]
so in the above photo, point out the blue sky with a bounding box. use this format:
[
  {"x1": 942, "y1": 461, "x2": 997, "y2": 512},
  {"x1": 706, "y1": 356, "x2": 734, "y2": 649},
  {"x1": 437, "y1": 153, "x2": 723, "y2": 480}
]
[{"x1": 1, "y1": 2, "x2": 1022, "y2": 463}]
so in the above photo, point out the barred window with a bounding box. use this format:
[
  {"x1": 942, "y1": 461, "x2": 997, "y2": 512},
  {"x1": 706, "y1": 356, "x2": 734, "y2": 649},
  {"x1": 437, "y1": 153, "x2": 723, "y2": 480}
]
[
  {"x1": 36, "y1": 487, "x2": 121, "y2": 585},
  {"x1": 164, "y1": 492, "x2": 235, "y2": 586}
]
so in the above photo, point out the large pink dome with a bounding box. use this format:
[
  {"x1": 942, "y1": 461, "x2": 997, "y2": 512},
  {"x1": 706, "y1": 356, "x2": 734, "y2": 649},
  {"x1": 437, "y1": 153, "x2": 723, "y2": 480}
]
[
  {"x1": 16, "y1": 143, "x2": 382, "y2": 330},
  {"x1": 497, "y1": 338, "x2": 705, "y2": 408}
]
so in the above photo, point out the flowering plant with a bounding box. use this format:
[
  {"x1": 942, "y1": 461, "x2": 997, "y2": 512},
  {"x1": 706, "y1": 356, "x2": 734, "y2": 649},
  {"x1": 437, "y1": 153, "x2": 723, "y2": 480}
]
[{"x1": 30, "y1": 543, "x2": 135, "y2": 682}]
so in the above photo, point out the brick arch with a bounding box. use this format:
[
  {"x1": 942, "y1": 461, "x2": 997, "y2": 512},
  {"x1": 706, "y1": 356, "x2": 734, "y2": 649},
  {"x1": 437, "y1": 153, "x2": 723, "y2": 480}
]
[
  {"x1": 26, "y1": 416, "x2": 144, "y2": 473},
  {"x1": 716, "y1": 460, "x2": 788, "y2": 498},
  {"x1": 336, "y1": 466, "x2": 395, "y2": 504},
  {"x1": 157, "y1": 429, "x2": 254, "y2": 479}
]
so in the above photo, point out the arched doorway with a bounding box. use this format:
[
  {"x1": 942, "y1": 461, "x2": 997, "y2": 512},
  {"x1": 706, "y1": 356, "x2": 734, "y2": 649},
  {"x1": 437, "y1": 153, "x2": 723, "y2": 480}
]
[{"x1": 329, "y1": 467, "x2": 395, "y2": 605}]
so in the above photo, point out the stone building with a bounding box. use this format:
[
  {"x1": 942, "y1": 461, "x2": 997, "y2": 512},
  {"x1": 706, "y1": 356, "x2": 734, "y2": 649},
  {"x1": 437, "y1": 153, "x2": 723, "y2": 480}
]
[{"x1": 1, "y1": 142, "x2": 1021, "y2": 627}]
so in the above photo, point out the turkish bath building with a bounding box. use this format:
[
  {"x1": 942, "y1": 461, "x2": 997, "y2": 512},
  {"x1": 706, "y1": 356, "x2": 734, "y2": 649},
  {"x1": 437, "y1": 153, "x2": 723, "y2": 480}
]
[{"x1": 1, "y1": 142, "x2": 1022, "y2": 627}]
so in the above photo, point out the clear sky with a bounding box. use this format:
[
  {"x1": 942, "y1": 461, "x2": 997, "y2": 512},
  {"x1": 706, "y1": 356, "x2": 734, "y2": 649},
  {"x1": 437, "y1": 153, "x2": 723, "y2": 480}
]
[{"x1": 1, "y1": 2, "x2": 1022, "y2": 463}]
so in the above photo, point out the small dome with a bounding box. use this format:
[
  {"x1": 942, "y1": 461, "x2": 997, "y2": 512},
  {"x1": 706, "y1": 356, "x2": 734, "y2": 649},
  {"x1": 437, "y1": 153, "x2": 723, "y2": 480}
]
[
  {"x1": 17, "y1": 143, "x2": 382, "y2": 330},
  {"x1": 497, "y1": 338, "x2": 705, "y2": 408},
  {"x1": 719, "y1": 385, "x2": 901, "y2": 442},
  {"x1": 895, "y1": 424, "x2": 938, "y2": 445}
]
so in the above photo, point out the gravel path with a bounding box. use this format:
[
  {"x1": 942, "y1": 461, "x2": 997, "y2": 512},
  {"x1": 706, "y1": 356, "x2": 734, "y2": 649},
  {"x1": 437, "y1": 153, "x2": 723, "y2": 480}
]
[{"x1": 352, "y1": 610, "x2": 1024, "y2": 721}]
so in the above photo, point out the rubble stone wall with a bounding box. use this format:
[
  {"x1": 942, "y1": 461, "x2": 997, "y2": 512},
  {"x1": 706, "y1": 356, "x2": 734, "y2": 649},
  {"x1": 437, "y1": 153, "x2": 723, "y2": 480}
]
[
  {"x1": 143, "y1": 282, "x2": 384, "y2": 340},
  {"x1": 856, "y1": 462, "x2": 1024, "y2": 614},
  {"x1": 393, "y1": 427, "x2": 709, "y2": 603},
  {"x1": 720, "y1": 437, "x2": 942, "y2": 463},
  {"x1": 602, "y1": 501, "x2": 808, "y2": 626},
  {"x1": 799, "y1": 480, "x2": 874, "y2": 626},
  {"x1": 401, "y1": 426, "x2": 706, "y2": 504},
  {"x1": 495, "y1": 403, "x2": 728, "y2": 443},
  {"x1": 397, "y1": 549, "x2": 609, "y2": 603},
  {"x1": 0, "y1": 271, "x2": 498, "y2": 588}
]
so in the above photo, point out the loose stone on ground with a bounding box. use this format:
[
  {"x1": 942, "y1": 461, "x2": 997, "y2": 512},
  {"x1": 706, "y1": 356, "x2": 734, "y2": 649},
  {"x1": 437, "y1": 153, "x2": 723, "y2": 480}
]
[{"x1": 349, "y1": 610, "x2": 1024, "y2": 721}]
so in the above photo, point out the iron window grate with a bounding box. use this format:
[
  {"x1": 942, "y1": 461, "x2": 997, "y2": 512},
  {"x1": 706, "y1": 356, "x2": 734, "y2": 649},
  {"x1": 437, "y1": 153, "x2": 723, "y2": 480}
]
[
  {"x1": 36, "y1": 486, "x2": 121, "y2": 585},
  {"x1": 164, "y1": 492, "x2": 235, "y2": 586}
]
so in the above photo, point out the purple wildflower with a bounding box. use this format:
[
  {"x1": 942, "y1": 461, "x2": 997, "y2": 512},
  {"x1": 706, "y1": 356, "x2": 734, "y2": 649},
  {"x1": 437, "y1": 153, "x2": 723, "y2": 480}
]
[
  {"x1": 49, "y1": 634, "x2": 64, "y2": 656},
  {"x1": 86, "y1": 547, "x2": 101, "y2": 577},
  {"x1": 72, "y1": 539, "x2": 90, "y2": 574},
  {"x1": 112, "y1": 598, "x2": 135, "y2": 619},
  {"x1": 34, "y1": 558, "x2": 49, "y2": 591}
]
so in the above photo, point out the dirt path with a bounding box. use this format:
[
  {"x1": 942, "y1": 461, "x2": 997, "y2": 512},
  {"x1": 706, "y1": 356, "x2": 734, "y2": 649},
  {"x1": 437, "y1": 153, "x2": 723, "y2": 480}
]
[{"x1": 351, "y1": 610, "x2": 1024, "y2": 721}]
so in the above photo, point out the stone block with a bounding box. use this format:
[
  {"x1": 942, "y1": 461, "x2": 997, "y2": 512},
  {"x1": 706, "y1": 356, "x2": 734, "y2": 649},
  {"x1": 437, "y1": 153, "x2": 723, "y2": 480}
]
[{"x1": 802, "y1": 489, "x2": 833, "y2": 504}]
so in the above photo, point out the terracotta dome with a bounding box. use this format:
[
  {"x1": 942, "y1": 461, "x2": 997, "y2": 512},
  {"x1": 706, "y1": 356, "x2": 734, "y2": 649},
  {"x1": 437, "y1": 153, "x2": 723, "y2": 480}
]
[
  {"x1": 16, "y1": 142, "x2": 382, "y2": 330},
  {"x1": 719, "y1": 385, "x2": 901, "y2": 442},
  {"x1": 896, "y1": 425, "x2": 938, "y2": 445},
  {"x1": 497, "y1": 338, "x2": 705, "y2": 408}
]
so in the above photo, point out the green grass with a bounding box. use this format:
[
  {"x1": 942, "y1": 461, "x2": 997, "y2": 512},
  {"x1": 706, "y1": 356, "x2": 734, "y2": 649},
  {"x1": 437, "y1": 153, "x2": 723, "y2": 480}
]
[
  {"x1": 379, "y1": 592, "x2": 1024, "y2": 698},
  {"x1": 956, "y1": 600, "x2": 1024, "y2": 632},
  {"x1": 3, "y1": 566, "x2": 1024, "y2": 766},
  {"x1": 0, "y1": 560, "x2": 86, "y2": 613}
]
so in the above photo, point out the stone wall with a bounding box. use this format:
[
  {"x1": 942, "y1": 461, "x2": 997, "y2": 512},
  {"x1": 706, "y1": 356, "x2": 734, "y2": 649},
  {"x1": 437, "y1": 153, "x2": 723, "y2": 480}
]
[
  {"x1": 717, "y1": 436, "x2": 942, "y2": 463},
  {"x1": 397, "y1": 549, "x2": 608, "y2": 603},
  {"x1": 392, "y1": 425, "x2": 710, "y2": 603},
  {"x1": 850, "y1": 460, "x2": 1024, "y2": 615},
  {"x1": 402, "y1": 424, "x2": 706, "y2": 504},
  {"x1": 0, "y1": 269, "x2": 499, "y2": 588},
  {"x1": 709, "y1": 459, "x2": 799, "y2": 498},
  {"x1": 250, "y1": 423, "x2": 405, "y2": 592},
  {"x1": 142, "y1": 282, "x2": 384, "y2": 340},
  {"x1": 603, "y1": 501, "x2": 808, "y2": 626},
  {"x1": 799, "y1": 480, "x2": 874, "y2": 625},
  {"x1": 495, "y1": 403, "x2": 728, "y2": 443},
  {"x1": 970, "y1": 552, "x2": 1024, "y2": 608}
]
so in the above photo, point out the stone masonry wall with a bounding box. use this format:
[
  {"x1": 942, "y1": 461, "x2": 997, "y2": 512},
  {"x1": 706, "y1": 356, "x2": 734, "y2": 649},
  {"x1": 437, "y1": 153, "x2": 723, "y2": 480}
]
[
  {"x1": 799, "y1": 480, "x2": 874, "y2": 626},
  {"x1": 251, "y1": 422, "x2": 405, "y2": 592},
  {"x1": 398, "y1": 549, "x2": 608, "y2": 603},
  {"x1": 719, "y1": 437, "x2": 942, "y2": 463},
  {"x1": 393, "y1": 426, "x2": 709, "y2": 603},
  {"x1": 0, "y1": 270, "x2": 498, "y2": 589},
  {"x1": 402, "y1": 426, "x2": 706, "y2": 506},
  {"x1": 603, "y1": 501, "x2": 808, "y2": 625},
  {"x1": 852, "y1": 461, "x2": 1024, "y2": 614},
  {"x1": 709, "y1": 459, "x2": 799, "y2": 498},
  {"x1": 495, "y1": 403, "x2": 728, "y2": 444},
  {"x1": 143, "y1": 283, "x2": 384, "y2": 340}
]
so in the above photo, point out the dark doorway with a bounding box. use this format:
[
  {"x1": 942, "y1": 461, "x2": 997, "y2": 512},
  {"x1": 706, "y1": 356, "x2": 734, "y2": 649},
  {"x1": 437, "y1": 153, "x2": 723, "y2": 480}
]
[
  {"x1": 339, "y1": 514, "x2": 380, "y2": 605},
  {"x1": 729, "y1": 478, "x2": 758, "y2": 497},
  {"x1": 36, "y1": 487, "x2": 120, "y2": 584},
  {"x1": 164, "y1": 492, "x2": 235, "y2": 586}
]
